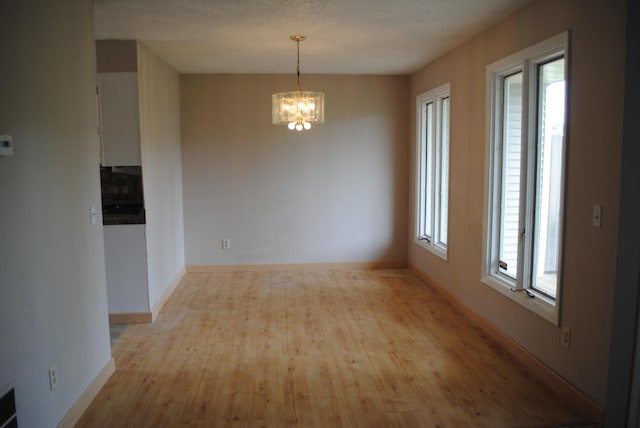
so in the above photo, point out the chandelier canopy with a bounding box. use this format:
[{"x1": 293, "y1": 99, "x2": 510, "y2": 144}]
[{"x1": 272, "y1": 35, "x2": 325, "y2": 131}]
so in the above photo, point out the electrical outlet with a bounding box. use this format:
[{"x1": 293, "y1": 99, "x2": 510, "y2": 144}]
[
  {"x1": 0, "y1": 135, "x2": 13, "y2": 156},
  {"x1": 48, "y1": 365, "x2": 57, "y2": 390},
  {"x1": 222, "y1": 239, "x2": 231, "y2": 250},
  {"x1": 561, "y1": 327, "x2": 571, "y2": 348}
]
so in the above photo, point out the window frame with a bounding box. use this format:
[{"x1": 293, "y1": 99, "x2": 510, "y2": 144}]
[
  {"x1": 482, "y1": 32, "x2": 569, "y2": 325},
  {"x1": 415, "y1": 82, "x2": 451, "y2": 261}
]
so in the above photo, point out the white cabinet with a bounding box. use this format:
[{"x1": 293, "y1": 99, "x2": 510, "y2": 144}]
[
  {"x1": 97, "y1": 72, "x2": 141, "y2": 166},
  {"x1": 103, "y1": 224, "x2": 149, "y2": 313}
]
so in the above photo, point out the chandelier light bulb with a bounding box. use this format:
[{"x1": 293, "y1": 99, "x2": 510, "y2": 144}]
[
  {"x1": 304, "y1": 122, "x2": 311, "y2": 130},
  {"x1": 288, "y1": 122, "x2": 296, "y2": 130},
  {"x1": 295, "y1": 123, "x2": 303, "y2": 131}
]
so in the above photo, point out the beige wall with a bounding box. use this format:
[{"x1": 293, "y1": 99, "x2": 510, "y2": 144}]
[
  {"x1": 137, "y1": 43, "x2": 185, "y2": 308},
  {"x1": 409, "y1": 0, "x2": 626, "y2": 406},
  {"x1": 0, "y1": 0, "x2": 112, "y2": 425},
  {"x1": 181, "y1": 74, "x2": 408, "y2": 266}
]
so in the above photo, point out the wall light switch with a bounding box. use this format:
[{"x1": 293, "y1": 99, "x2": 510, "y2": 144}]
[
  {"x1": 0, "y1": 135, "x2": 13, "y2": 156},
  {"x1": 592, "y1": 205, "x2": 602, "y2": 228},
  {"x1": 90, "y1": 206, "x2": 97, "y2": 225}
]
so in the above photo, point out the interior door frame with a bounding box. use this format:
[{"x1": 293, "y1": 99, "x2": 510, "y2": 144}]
[{"x1": 604, "y1": 1, "x2": 640, "y2": 426}]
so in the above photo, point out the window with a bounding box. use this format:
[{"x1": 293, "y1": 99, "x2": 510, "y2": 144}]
[
  {"x1": 482, "y1": 32, "x2": 568, "y2": 324},
  {"x1": 415, "y1": 83, "x2": 450, "y2": 260}
]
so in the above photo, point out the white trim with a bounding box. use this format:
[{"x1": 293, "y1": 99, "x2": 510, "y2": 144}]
[
  {"x1": 481, "y1": 272, "x2": 559, "y2": 323},
  {"x1": 482, "y1": 31, "x2": 569, "y2": 325},
  {"x1": 414, "y1": 82, "x2": 451, "y2": 261}
]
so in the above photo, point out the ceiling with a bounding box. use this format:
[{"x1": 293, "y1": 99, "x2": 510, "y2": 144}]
[{"x1": 94, "y1": 0, "x2": 531, "y2": 75}]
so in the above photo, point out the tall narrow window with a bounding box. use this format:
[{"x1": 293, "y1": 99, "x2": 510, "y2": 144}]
[
  {"x1": 416, "y1": 83, "x2": 450, "y2": 260},
  {"x1": 499, "y1": 72, "x2": 523, "y2": 280},
  {"x1": 531, "y1": 58, "x2": 566, "y2": 299},
  {"x1": 483, "y1": 32, "x2": 568, "y2": 324},
  {"x1": 439, "y1": 96, "x2": 450, "y2": 247}
]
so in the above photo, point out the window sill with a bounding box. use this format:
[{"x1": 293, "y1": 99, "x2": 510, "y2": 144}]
[
  {"x1": 414, "y1": 239, "x2": 448, "y2": 262},
  {"x1": 481, "y1": 274, "x2": 559, "y2": 325}
]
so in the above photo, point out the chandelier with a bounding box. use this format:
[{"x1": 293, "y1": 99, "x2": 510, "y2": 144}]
[{"x1": 272, "y1": 35, "x2": 324, "y2": 131}]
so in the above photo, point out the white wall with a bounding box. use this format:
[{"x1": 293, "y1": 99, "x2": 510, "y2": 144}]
[
  {"x1": 137, "y1": 43, "x2": 185, "y2": 308},
  {"x1": 408, "y1": 0, "x2": 626, "y2": 406},
  {"x1": 181, "y1": 74, "x2": 409, "y2": 267},
  {"x1": 104, "y1": 225, "x2": 150, "y2": 312},
  {"x1": 0, "y1": 0, "x2": 112, "y2": 426}
]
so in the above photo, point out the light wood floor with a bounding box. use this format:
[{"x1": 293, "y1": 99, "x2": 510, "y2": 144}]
[{"x1": 77, "y1": 269, "x2": 596, "y2": 427}]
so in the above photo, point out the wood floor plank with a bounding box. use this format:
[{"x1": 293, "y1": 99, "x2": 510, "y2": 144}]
[{"x1": 77, "y1": 269, "x2": 596, "y2": 427}]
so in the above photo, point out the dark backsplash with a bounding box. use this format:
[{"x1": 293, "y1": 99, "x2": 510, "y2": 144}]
[{"x1": 100, "y1": 166, "x2": 145, "y2": 225}]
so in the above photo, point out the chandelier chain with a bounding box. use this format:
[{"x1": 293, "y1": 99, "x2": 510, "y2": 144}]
[
  {"x1": 296, "y1": 38, "x2": 301, "y2": 93},
  {"x1": 271, "y1": 34, "x2": 324, "y2": 131}
]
